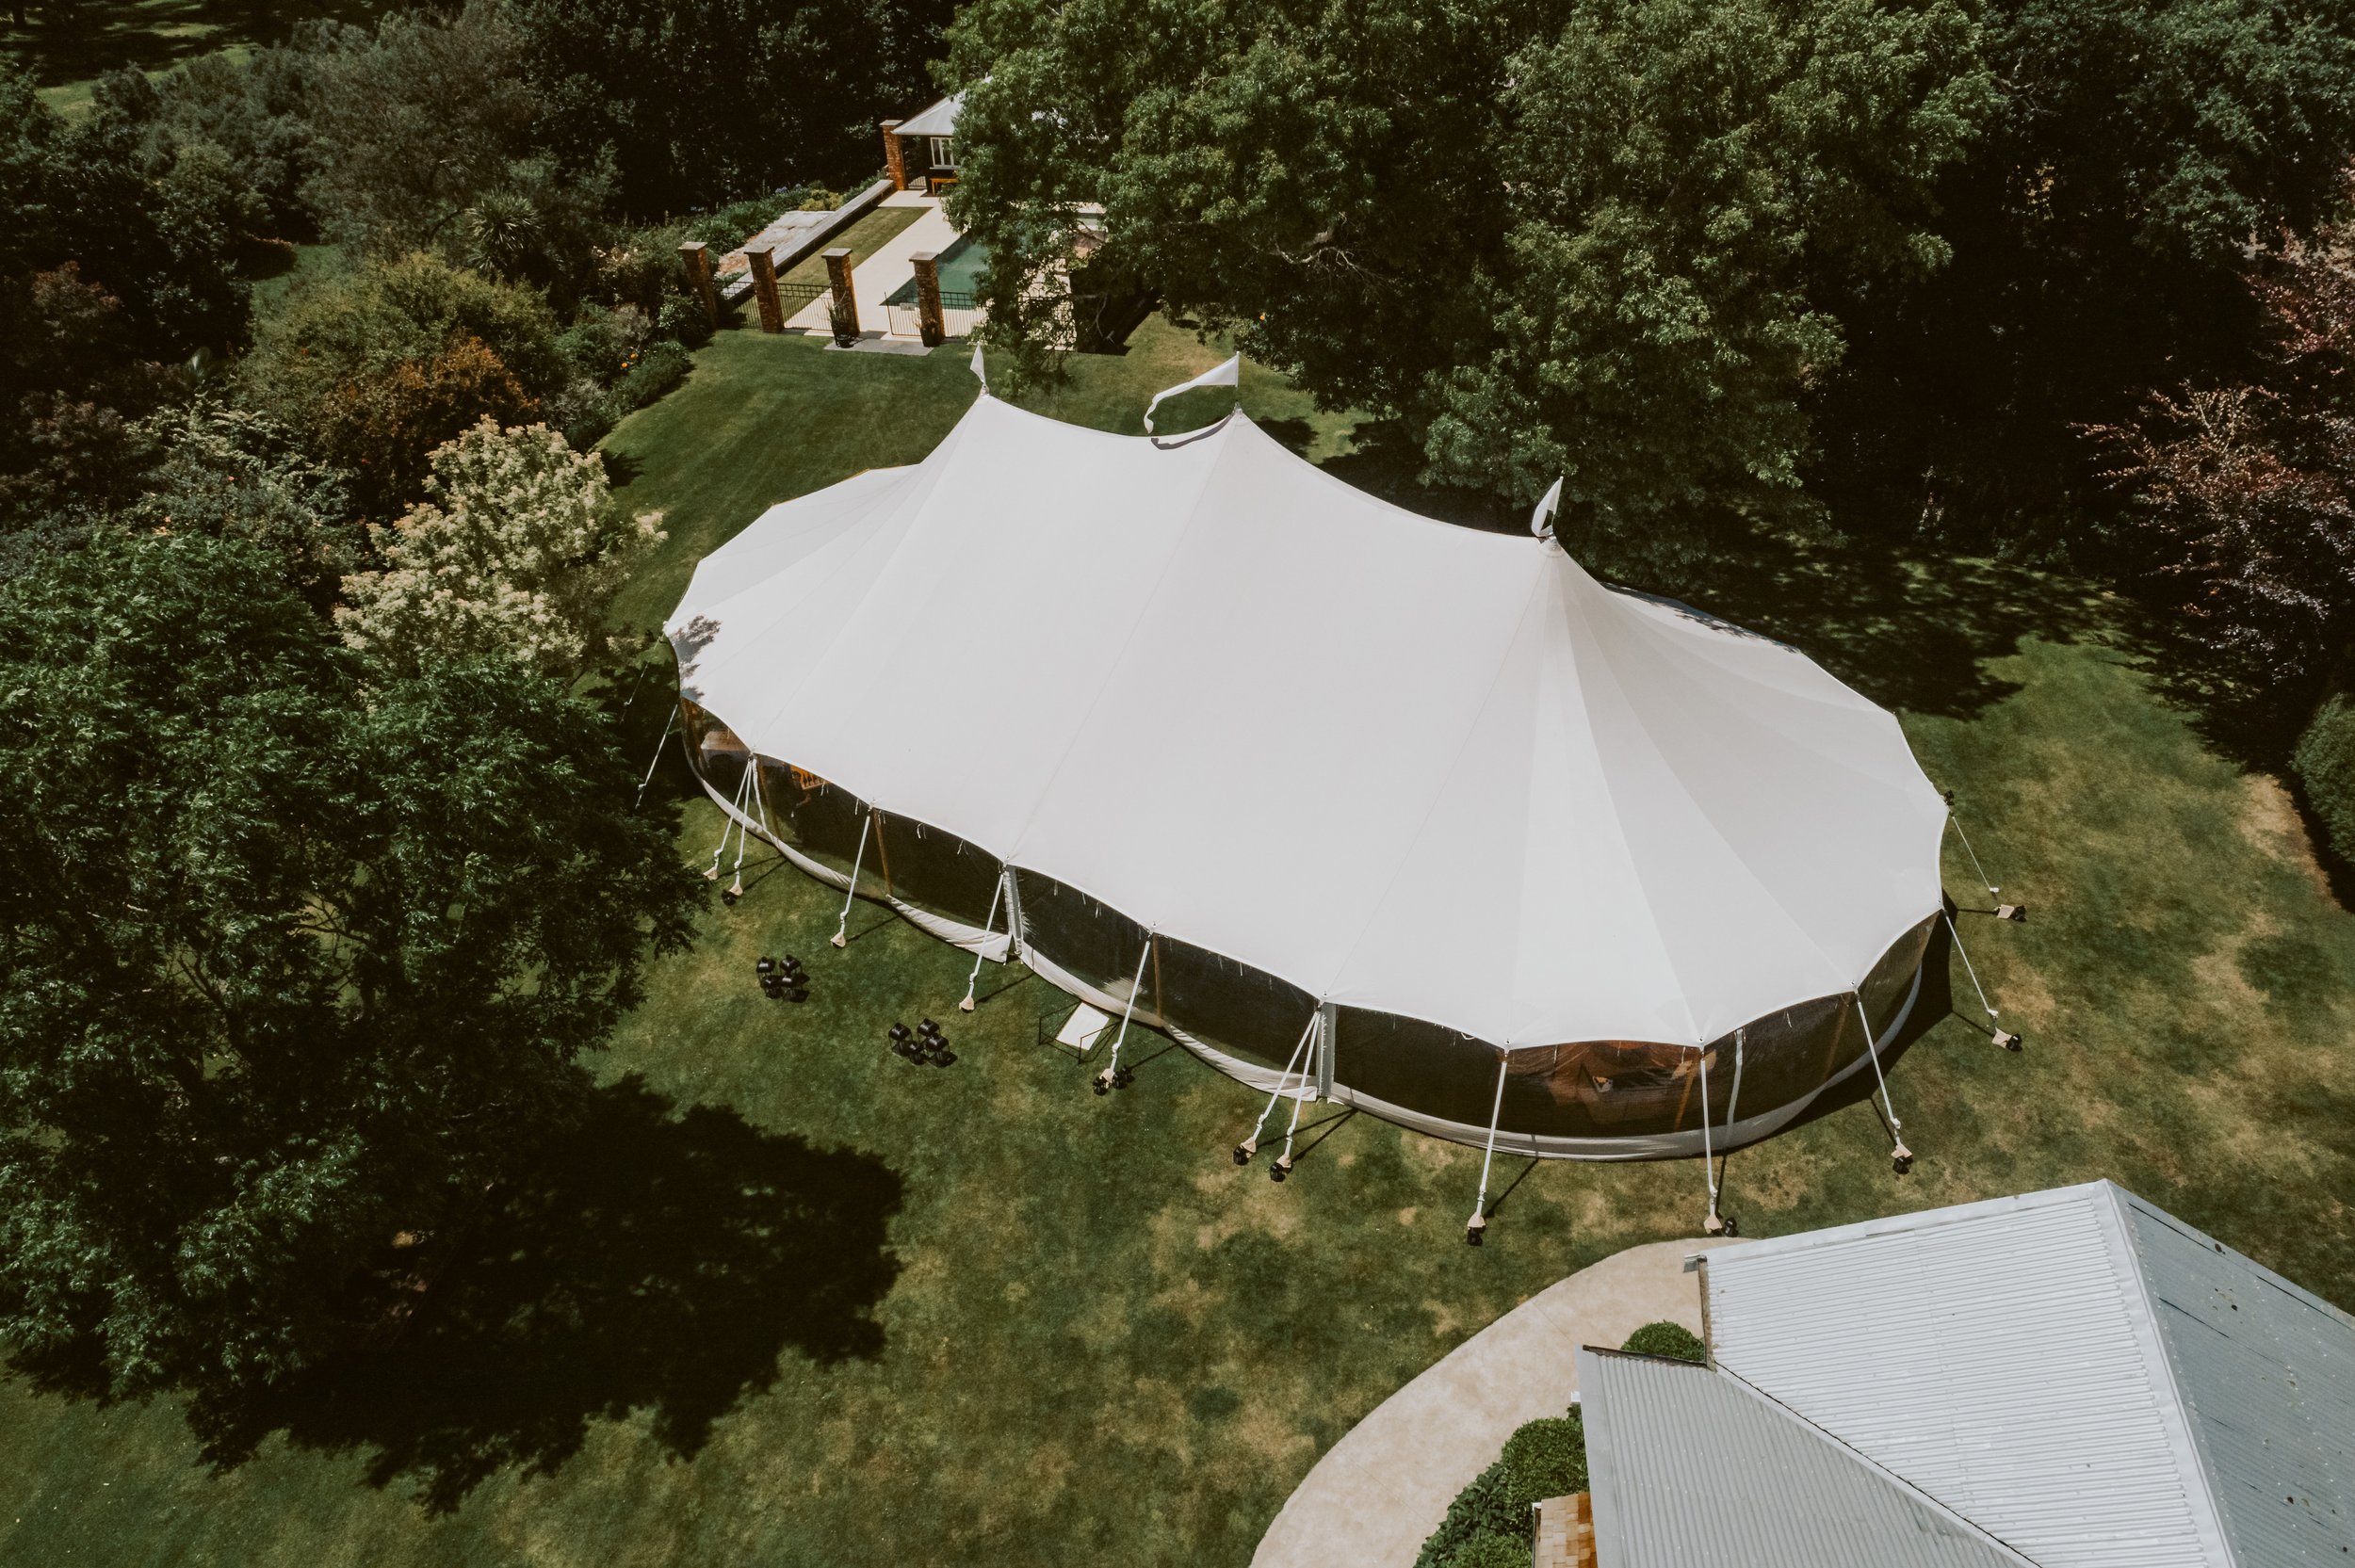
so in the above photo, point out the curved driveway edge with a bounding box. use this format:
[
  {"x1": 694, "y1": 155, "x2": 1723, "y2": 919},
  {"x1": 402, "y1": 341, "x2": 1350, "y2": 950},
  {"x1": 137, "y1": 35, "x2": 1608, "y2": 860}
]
[{"x1": 1251, "y1": 1237, "x2": 1733, "y2": 1568}]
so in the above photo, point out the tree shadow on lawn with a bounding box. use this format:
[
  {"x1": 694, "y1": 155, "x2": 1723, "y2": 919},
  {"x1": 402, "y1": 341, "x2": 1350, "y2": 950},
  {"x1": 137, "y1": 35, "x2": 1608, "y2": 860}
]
[{"x1": 195, "y1": 1075, "x2": 903, "y2": 1512}]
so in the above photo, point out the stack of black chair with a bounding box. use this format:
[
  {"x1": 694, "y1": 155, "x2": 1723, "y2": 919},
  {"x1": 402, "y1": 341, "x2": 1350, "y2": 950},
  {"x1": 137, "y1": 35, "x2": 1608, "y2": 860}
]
[
  {"x1": 888, "y1": 1021, "x2": 920, "y2": 1060},
  {"x1": 759, "y1": 954, "x2": 808, "y2": 1004},
  {"x1": 917, "y1": 1018, "x2": 955, "y2": 1067}
]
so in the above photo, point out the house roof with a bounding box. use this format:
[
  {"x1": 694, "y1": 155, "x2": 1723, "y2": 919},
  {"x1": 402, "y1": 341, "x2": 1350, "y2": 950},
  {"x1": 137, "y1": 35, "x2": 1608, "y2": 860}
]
[
  {"x1": 1577, "y1": 1347, "x2": 2038, "y2": 1568},
  {"x1": 897, "y1": 93, "x2": 961, "y2": 138},
  {"x1": 1700, "y1": 1182, "x2": 2355, "y2": 1568}
]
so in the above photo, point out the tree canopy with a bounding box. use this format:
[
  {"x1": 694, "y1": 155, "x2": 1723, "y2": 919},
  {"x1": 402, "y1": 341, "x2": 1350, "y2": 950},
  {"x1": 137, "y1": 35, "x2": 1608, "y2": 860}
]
[
  {"x1": 0, "y1": 533, "x2": 702, "y2": 1401},
  {"x1": 946, "y1": 0, "x2": 2355, "y2": 557}
]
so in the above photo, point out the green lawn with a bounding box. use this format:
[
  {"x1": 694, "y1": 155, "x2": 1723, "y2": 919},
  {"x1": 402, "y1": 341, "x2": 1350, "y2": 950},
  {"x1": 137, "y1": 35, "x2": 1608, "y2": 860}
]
[
  {"x1": 5, "y1": 0, "x2": 389, "y2": 116},
  {"x1": 3, "y1": 315, "x2": 2351, "y2": 1567}
]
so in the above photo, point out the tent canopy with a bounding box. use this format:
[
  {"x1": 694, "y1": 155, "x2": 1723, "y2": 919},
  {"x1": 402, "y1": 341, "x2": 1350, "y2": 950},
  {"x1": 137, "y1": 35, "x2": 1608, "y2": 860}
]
[{"x1": 668, "y1": 393, "x2": 1947, "y2": 1048}]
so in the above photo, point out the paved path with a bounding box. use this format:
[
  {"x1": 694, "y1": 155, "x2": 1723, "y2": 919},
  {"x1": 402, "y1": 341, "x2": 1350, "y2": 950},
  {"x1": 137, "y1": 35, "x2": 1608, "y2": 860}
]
[
  {"x1": 787, "y1": 200, "x2": 958, "y2": 337},
  {"x1": 1251, "y1": 1237, "x2": 1732, "y2": 1568}
]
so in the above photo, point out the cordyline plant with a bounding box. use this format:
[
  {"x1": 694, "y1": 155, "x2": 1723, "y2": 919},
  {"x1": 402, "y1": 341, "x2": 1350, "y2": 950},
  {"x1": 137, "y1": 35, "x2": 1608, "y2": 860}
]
[{"x1": 337, "y1": 417, "x2": 663, "y2": 680}]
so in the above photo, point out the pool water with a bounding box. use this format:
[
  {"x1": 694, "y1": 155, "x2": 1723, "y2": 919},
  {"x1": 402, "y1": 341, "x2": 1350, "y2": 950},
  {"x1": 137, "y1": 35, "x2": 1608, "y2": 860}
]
[{"x1": 885, "y1": 234, "x2": 988, "y2": 305}]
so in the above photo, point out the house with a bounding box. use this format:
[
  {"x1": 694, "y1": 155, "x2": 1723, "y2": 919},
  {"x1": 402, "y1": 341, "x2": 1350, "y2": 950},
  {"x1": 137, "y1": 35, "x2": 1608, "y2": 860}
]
[
  {"x1": 1570, "y1": 1182, "x2": 2355, "y2": 1567},
  {"x1": 881, "y1": 94, "x2": 962, "y2": 194}
]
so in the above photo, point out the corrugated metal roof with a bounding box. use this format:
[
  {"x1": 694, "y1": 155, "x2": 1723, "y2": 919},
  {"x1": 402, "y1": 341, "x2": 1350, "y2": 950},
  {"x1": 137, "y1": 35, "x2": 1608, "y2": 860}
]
[
  {"x1": 1700, "y1": 1181, "x2": 2355, "y2": 1568},
  {"x1": 2122, "y1": 1194, "x2": 2355, "y2": 1566},
  {"x1": 1580, "y1": 1347, "x2": 2038, "y2": 1568}
]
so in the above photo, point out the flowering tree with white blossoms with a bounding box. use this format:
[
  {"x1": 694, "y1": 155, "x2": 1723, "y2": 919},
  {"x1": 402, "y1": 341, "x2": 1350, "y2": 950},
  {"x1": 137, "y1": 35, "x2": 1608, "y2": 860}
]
[{"x1": 338, "y1": 418, "x2": 663, "y2": 678}]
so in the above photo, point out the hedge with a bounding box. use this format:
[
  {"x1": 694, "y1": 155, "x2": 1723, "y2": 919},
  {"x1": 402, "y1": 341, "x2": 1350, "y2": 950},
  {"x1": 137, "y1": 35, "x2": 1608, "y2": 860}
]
[
  {"x1": 1617, "y1": 1319, "x2": 1705, "y2": 1363},
  {"x1": 2292, "y1": 691, "x2": 2355, "y2": 870}
]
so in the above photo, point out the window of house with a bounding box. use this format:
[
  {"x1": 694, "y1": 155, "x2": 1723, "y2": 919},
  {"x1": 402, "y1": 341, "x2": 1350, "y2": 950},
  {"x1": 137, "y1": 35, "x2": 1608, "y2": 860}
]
[{"x1": 929, "y1": 137, "x2": 956, "y2": 170}]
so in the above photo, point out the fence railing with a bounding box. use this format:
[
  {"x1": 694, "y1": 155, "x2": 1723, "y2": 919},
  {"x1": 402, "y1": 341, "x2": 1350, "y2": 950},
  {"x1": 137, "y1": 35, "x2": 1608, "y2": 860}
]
[{"x1": 884, "y1": 292, "x2": 982, "y2": 342}]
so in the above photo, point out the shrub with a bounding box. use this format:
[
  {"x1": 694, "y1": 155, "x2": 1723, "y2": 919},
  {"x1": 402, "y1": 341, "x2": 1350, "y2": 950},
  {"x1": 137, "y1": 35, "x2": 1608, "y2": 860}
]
[
  {"x1": 1413, "y1": 1460, "x2": 1518, "y2": 1568},
  {"x1": 657, "y1": 291, "x2": 714, "y2": 349},
  {"x1": 244, "y1": 253, "x2": 562, "y2": 509},
  {"x1": 1619, "y1": 1320, "x2": 1706, "y2": 1363},
  {"x1": 2293, "y1": 692, "x2": 2355, "y2": 870},
  {"x1": 1450, "y1": 1533, "x2": 1530, "y2": 1568},
  {"x1": 336, "y1": 419, "x2": 662, "y2": 678},
  {"x1": 1501, "y1": 1411, "x2": 1588, "y2": 1511},
  {"x1": 608, "y1": 340, "x2": 691, "y2": 414}
]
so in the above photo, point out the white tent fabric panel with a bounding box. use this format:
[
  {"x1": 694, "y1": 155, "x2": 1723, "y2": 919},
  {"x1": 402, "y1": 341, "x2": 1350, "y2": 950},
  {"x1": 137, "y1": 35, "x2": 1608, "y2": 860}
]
[{"x1": 670, "y1": 394, "x2": 1947, "y2": 1048}]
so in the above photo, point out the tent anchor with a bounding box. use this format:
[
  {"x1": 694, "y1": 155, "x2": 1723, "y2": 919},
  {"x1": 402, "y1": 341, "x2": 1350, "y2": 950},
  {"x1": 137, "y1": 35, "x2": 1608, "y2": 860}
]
[{"x1": 1232, "y1": 1009, "x2": 1321, "y2": 1168}]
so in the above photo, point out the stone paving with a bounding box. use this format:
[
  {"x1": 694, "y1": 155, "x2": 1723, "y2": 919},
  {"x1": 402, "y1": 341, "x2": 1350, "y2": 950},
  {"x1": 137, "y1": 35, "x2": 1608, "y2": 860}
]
[{"x1": 1250, "y1": 1237, "x2": 1732, "y2": 1568}]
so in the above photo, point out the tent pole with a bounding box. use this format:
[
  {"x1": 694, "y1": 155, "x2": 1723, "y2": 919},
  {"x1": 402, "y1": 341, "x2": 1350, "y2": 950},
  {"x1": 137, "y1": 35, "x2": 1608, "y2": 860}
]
[
  {"x1": 725, "y1": 766, "x2": 756, "y2": 898},
  {"x1": 959, "y1": 872, "x2": 1008, "y2": 1011},
  {"x1": 706, "y1": 764, "x2": 750, "y2": 880},
  {"x1": 831, "y1": 810, "x2": 872, "y2": 947},
  {"x1": 636, "y1": 708, "x2": 677, "y2": 807},
  {"x1": 1698, "y1": 1045, "x2": 1722, "y2": 1235},
  {"x1": 1943, "y1": 911, "x2": 2015, "y2": 1046},
  {"x1": 1095, "y1": 933, "x2": 1154, "y2": 1094},
  {"x1": 1855, "y1": 993, "x2": 1912, "y2": 1172},
  {"x1": 1236, "y1": 1010, "x2": 1320, "y2": 1165},
  {"x1": 1719, "y1": 1027, "x2": 1746, "y2": 1204},
  {"x1": 1467, "y1": 1052, "x2": 1510, "y2": 1245}
]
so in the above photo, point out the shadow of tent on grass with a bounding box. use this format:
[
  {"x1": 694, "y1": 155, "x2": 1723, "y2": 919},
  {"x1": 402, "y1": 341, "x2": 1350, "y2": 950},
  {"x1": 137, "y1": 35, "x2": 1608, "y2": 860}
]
[{"x1": 193, "y1": 1075, "x2": 903, "y2": 1513}]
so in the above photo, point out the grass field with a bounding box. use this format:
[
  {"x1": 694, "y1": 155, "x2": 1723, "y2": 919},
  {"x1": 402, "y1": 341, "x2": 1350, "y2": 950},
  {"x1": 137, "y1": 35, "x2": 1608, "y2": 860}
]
[
  {"x1": 4, "y1": 0, "x2": 387, "y2": 116},
  {"x1": 3, "y1": 315, "x2": 2351, "y2": 1567}
]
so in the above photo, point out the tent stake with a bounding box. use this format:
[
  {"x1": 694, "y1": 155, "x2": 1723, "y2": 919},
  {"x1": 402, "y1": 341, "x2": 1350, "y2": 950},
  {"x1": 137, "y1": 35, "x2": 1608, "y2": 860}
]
[
  {"x1": 1095, "y1": 933, "x2": 1153, "y2": 1094},
  {"x1": 1468, "y1": 1052, "x2": 1510, "y2": 1245},
  {"x1": 1855, "y1": 993, "x2": 1911, "y2": 1172},
  {"x1": 959, "y1": 872, "x2": 1008, "y2": 1011},
  {"x1": 1236, "y1": 1010, "x2": 1320, "y2": 1165},
  {"x1": 1698, "y1": 1045, "x2": 1722, "y2": 1235},
  {"x1": 832, "y1": 811, "x2": 872, "y2": 947}
]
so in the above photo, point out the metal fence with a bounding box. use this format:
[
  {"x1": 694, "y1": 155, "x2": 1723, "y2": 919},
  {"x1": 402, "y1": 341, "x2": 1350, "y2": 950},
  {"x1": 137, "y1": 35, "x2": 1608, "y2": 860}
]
[{"x1": 884, "y1": 290, "x2": 981, "y2": 342}]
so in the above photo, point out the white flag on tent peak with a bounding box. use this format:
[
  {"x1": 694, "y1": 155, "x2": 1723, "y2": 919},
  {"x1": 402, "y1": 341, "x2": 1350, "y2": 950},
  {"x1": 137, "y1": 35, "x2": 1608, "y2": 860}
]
[
  {"x1": 1143, "y1": 354, "x2": 1241, "y2": 433},
  {"x1": 969, "y1": 345, "x2": 987, "y2": 390},
  {"x1": 1530, "y1": 476, "x2": 1564, "y2": 540}
]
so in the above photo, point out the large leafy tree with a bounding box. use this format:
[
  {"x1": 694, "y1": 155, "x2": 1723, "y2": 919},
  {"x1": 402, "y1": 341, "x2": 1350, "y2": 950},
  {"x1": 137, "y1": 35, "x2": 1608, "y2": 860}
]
[
  {"x1": 949, "y1": 0, "x2": 2355, "y2": 558},
  {"x1": 1821, "y1": 0, "x2": 2355, "y2": 533},
  {"x1": 947, "y1": 0, "x2": 1989, "y2": 562},
  {"x1": 507, "y1": 0, "x2": 957, "y2": 218},
  {"x1": 0, "y1": 534, "x2": 702, "y2": 1401}
]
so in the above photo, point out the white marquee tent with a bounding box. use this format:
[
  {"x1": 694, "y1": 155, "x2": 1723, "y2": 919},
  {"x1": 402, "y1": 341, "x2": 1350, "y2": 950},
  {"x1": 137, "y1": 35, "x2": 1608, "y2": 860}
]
[{"x1": 666, "y1": 382, "x2": 1955, "y2": 1177}]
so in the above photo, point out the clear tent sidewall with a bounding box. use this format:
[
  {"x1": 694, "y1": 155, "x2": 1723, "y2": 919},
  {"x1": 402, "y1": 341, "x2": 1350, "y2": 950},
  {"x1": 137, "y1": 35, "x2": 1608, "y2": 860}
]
[{"x1": 682, "y1": 701, "x2": 1938, "y2": 1160}]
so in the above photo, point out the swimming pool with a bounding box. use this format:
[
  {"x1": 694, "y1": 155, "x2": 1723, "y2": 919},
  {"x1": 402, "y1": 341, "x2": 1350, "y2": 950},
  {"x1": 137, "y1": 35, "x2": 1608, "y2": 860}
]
[{"x1": 885, "y1": 234, "x2": 988, "y2": 306}]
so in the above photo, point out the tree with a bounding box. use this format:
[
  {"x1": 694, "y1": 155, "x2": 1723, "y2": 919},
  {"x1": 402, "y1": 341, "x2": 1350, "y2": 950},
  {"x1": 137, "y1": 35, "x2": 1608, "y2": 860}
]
[
  {"x1": 241, "y1": 251, "x2": 563, "y2": 512},
  {"x1": 125, "y1": 396, "x2": 363, "y2": 608},
  {"x1": 946, "y1": 0, "x2": 1988, "y2": 566},
  {"x1": 1423, "y1": 0, "x2": 1989, "y2": 568},
  {"x1": 0, "y1": 532, "x2": 702, "y2": 1403},
  {"x1": 338, "y1": 419, "x2": 664, "y2": 678},
  {"x1": 1817, "y1": 0, "x2": 2355, "y2": 535},
  {"x1": 507, "y1": 0, "x2": 956, "y2": 218},
  {"x1": 2087, "y1": 186, "x2": 2355, "y2": 738}
]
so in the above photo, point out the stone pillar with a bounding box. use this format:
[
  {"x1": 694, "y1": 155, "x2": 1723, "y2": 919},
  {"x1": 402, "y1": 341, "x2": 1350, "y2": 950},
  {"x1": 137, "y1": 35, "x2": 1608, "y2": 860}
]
[
  {"x1": 745, "y1": 246, "x2": 783, "y2": 334},
  {"x1": 676, "y1": 240, "x2": 719, "y2": 326},
  {"x1": 911, "y1": 251, "x2": 945, "y2": 347},
  {"x1": 822, "y1": 247, "x2": 858, "y2": 343},
  {"x1": 880, "y1": 120, "x2": 906, "y2": 190}
]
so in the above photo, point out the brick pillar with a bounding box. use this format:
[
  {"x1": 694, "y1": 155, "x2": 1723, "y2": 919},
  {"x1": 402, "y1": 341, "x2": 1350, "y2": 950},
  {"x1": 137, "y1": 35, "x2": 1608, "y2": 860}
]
[
  {"x1": 911, "y1": 251, "x2": 945, "y2": 347},
  {"x1": 676, "y1": 241, "x2": 718, "y2": 326},
  {"x1": 880, "y1": 120, "x2": 906, "y2": 190},
  {"x1": 745, "y1": 247, "x2": 783, "y2": 333},
  {"x1": 822, "y1": 247, "x2": 858, "y2": 343}
]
